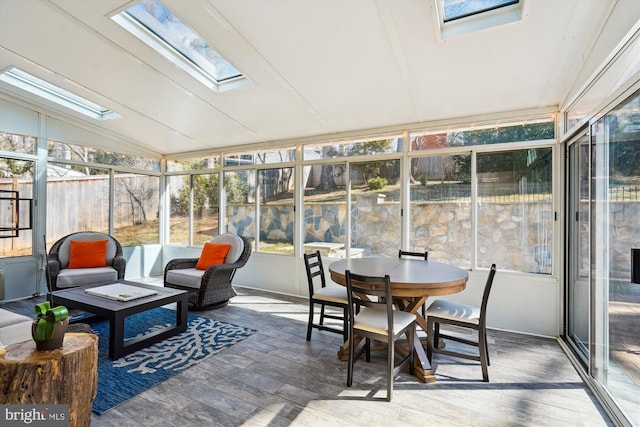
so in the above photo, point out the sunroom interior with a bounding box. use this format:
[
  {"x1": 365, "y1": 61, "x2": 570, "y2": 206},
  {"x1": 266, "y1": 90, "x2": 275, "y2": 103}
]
[{"x1": 0, "y1": 0, "x2": 639, "y2": 425}]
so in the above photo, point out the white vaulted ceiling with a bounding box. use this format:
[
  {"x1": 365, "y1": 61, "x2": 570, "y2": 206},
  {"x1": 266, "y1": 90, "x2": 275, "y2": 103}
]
[{"x1": 0, "y1": 0, "x2": 626, "y2": 156}]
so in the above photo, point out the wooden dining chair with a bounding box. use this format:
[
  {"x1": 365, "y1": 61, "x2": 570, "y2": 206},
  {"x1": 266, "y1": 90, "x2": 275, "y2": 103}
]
[
  {"x1": 425, "y1": 264, "x2": 497, "y2": 382},
  {"x1": 345, "y1": 270, "x2": 416, "y2": 401},
  {"x1": 398, "y1": 249, "x2": 429, "y2": 316},
  {"x1": 303, "y1": 251, "x2": 349, "y2": 342}
]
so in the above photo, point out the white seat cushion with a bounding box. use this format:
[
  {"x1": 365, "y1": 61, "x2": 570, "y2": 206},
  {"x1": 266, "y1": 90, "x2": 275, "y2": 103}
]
[
  {"x1": 354, "y1": 307, "x2": 415, "y2": 336},
  {"x1": 426, "y1": 299, "x2": 480, "y2": 324},
  {"x1": 56, "y1": 266, "x2": 118, "y2": 288},
  {"x1": 166, "y1": 268, "x2": 205, "y2": 289},
  {"x1": 312, "y1": 286, "x2": 348, "y2": 304}
]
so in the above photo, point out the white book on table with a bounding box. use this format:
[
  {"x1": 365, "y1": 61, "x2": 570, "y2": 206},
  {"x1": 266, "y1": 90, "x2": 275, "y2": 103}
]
[{"x1": 85, "y1": 283, "x2": 158, "y2": 302}]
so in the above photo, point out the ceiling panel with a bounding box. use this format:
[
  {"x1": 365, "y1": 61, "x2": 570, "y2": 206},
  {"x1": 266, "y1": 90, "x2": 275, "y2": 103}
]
[{"x1": 0, "y1": 0, "x2": 625, "y2": 155}]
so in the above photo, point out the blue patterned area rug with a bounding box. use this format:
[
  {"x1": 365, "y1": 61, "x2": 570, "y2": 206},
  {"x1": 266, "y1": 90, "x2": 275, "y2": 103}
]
[{"x1": 90, "y1": 307, "x2": 255, "y2": 414}]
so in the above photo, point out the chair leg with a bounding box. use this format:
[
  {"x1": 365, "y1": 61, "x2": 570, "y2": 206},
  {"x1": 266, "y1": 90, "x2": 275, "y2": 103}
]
[
  {"x1": 479, "y1": 327, "x2": 489, "y2": 382},
  {"x1": 408, "y1": 326, "x2": 415, "y2": 375},
  {"x1": 484, "y1": 330, "x2": 490, "y2": 366},
  {"x1": 347, "y1": 327, "x2": 354, "y2": 387},
  {"x1": 319, "y1": 304, "x2": 326, "y2": 325},
  {"x1": 306, "y1": 302, "x2": 314, "y2": 341},
  {"x1": 387, "y1": 336, "x2": 394, "y2": 402},
  {"x1": 365, "y1": 338, "x2": 371, "y2": 363}
]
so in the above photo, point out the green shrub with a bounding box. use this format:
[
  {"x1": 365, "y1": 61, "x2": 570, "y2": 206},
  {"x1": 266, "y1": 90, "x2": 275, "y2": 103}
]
[
  {"x1": 367, "y1": 176, "x2": 387, "y2": 190},
  {"x1": 419, "y1": 174, "x2": 428, "y2": 185}
]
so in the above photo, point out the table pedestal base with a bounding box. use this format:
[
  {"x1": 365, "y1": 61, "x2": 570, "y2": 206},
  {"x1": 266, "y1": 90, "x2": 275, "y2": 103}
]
[{"x1": 337, "y1": 332, "x2": 437, "y2": 383}]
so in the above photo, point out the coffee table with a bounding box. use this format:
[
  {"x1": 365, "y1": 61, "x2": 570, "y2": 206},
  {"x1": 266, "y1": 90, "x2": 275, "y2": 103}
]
[{"x1": 52, "y1": 280, "x2": 188, "y2": 360}]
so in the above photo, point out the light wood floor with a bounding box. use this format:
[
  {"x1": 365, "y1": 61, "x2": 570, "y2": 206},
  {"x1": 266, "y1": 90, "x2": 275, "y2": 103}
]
[{"x1": 3, "y1": 283, "x2": 614, "y2": 427}]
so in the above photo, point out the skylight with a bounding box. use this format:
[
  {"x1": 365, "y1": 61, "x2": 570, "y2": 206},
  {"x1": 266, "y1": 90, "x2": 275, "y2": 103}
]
[
  {"x1": 442, "y1": 0, "x2": 519, "y2": 23},
  {"x1": 112, "y1": 0, "x2": 247, "y2": 92},
  {"x1": 0, "y1": 67, "x2": 120, "y2": 121},
  {"x1": 436, "y1": 0, "x2": 523, "y2": 39}
]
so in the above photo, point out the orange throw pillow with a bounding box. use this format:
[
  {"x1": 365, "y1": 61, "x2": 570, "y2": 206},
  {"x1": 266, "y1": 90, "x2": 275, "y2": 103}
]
[
  {"x1": 68, "y1": 240, "x2": 108, "y2": 269},
  {"x1": 195, "y1": 243, "x2": 231, "y2": 270}
]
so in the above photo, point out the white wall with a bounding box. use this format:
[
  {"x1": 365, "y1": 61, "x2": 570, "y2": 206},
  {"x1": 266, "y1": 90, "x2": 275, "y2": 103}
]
[{"x1": 123, "y1": 244, "x2": 163, "y2": 280}]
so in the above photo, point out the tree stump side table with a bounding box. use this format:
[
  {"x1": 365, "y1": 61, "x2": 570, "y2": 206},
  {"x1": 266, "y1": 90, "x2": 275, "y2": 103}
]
[{"x1": 0, "y1": 333, "x2": 98, "y2": 427}]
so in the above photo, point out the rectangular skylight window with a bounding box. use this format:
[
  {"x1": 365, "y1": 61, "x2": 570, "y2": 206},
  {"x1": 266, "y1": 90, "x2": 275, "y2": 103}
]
[
  {"x1": 112, "y1": 0, "x2": 247, "y2": 92},
  {"x1": 443, "y1": 0, "x2": 519, "y2": 22},
  {"x1": 0, "y1": 67, "x2": 120, "y2": 121},
  {"x1": 436, "y1": 0, "x2": 523, "y2": 39}
]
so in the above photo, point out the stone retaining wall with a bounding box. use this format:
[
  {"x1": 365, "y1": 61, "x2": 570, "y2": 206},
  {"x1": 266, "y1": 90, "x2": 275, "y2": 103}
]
[{"x1": 230, "y1": 199, "x2": 639, "y2": 278}]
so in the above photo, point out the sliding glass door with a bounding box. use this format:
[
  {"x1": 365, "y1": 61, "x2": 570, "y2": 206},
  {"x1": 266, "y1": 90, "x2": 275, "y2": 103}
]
[
  {"x1": 566, "y1": 90, "x2": 640, "y2": 425},
  {"x1": 566, "y1": 131, "x2": 590, "y2": 362},
  {"x1": 591, "y1": 91, "x2": 640, "y2": 424}
]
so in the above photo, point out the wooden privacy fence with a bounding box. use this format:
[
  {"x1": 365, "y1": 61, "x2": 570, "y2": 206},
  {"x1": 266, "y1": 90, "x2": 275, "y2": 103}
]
[{"x1": 0, "y1": 174, "x2": 159, "y2": 255}]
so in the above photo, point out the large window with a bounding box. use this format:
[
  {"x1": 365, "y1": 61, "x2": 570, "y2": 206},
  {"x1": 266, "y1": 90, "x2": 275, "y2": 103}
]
[
  {"x1": 259, "y1": 167, "x2": 294, "y2": 254},
  {"x1": 223, "y1": 149, "x2": 295, "y2": 254},
  {"x1": 47, "y1": 140, "x2": 160, "y2": 247},
  {"x1": 409, "y1": 154, "x2": 472, "y2": 267},
  {"x1": 167, "y1": 173, "x2": 219, "y2": 246},
  {"x1": 350, "y1": 159, "x2": 401, "y2": 258},
  {"x1": 303, "y1": 137, "x2": 402, "y2": 259},
  {"x1": 477, "y1": 148, "x2": 553, "y2": 273},
  {"x1": 113, "y1": 172, "x2": 160, "y2": 246},
  {"x1": 409, "y1": 122, "x2": 554, "y2": 273},
  {"x1": 303, "y1": 162, "x2": 348, "y2": 257},
  {"x1": 46, "y1": 164, "x2": 110, "y2": 244},
  {"x1": 224, "y1": 170, "x2": 254, "y2": 245}
]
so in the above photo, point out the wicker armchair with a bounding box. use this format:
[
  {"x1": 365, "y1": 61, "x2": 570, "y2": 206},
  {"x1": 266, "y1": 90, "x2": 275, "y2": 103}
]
[
  {"x1": 46, "y1": 231, "x2": 126, "y2": 292},
  {"x1": 164, "y1": 234, "x2": 252, "y2": 310}
]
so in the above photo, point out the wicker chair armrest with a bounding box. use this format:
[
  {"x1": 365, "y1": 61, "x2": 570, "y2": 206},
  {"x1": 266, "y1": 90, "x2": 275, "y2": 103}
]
[
  {"x1": 165, "y1": 258, "x2": 199, "y2": 271},
  {"x1": 45, "y1": 259, "x2": 61, "y2": 292},
  {"x1": 112, "y1": 255, "x2": 127, "y2": 279},
  {"x1": 46, "y1": 258, "x2": 61, "y2": 273},
  {"x1": 200, "y1": 262, "x2": 237, "y2": 281}
]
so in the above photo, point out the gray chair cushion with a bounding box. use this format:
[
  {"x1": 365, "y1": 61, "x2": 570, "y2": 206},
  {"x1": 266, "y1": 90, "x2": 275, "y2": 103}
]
[
  {"x1": 0, "y1": 321, "x2": 32, "y2": 346},
  {"x1": 0, "y1": 308, "x2": 31, "y2": 328},
  {"x1": 165, "y1": 268, "x2": 205, "y2": 289},
  {"x1": 58, "y1": 232, "x2": 118, "y2": 268},
  {"x1": 56, "y1": 266, "x2": 119, "y2": 288},
  {"x1": 0, "y1": 308, "x2": 32, "y2": 346}
]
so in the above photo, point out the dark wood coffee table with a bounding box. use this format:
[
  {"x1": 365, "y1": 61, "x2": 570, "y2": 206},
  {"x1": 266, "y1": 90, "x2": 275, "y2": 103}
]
[{"x1": 52, "y1": 280, "x2": 188, "y2": 360}]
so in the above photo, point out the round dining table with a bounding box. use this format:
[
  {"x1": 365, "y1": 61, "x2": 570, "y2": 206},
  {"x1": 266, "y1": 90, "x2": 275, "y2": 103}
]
[{"x1": 328, "y1": 257, "x2": 469, "y2": 383}]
